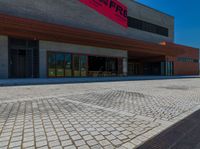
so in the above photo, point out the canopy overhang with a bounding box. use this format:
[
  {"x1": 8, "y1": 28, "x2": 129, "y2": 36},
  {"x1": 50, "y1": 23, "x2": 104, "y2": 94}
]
[{"x1": 0, "y1": 13, "x2": 187, "y2": 57}]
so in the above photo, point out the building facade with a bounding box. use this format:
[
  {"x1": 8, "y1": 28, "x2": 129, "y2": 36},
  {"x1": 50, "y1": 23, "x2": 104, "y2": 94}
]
[{"x1": 0, "y1": 0, "x2": 199, "y2": 79}]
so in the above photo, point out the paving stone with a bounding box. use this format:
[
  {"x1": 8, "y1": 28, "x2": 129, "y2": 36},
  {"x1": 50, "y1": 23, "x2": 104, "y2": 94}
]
[
  {"x1": 71, "y1": 135, "x2": 82, "y2": 141},
  {"x1": 74, "y1": 140, "x2": 86, "y2": 147},
  {"x1": 117, "y1": 134, "x2": 128, "y2": 140},
  {"x1": 111, "y1": 139, "x2": 123, "y2": 146},
  {"x1": 122, "y1": 142, "x2": 136, "y2": 149},
  {"x1": 105, "y1": 135, "x2": 116, "y2": 141},
  {"x1": 99, "y1": 140, "x2": 111, "y2": 146},
  {"x1": 78, "y1": 145, "x2": 90, "y2": 149},
  {"x1": 94, "y1": 135, "x2": 105, "y2": 141},
  {"x1": 23, "y1": 141, "x2": 34, "y2": 148},
  {"x1": 36, "y1": 140, "x2": 48, "y2": 147},
  {"x1": 87, "y1": 140, "x2": 98, "y2": 146},
  {"x1": 83, "y1": 135, "x2": 93, "y2": 141},
  {"x1": 61, "y1": 140, "x2": 73, "y2": 146},
  {"x1": 64, "y1": 145, "x2": 76, "y2": 149}
]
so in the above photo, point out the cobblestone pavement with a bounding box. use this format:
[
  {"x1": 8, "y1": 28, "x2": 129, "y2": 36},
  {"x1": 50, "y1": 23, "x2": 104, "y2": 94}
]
[{"x1": 0, "y1": 78, "x2": 200, "y2": 149}]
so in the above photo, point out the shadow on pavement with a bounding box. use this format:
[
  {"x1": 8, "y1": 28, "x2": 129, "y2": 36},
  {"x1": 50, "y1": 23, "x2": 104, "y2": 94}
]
[{"x1": 137, "y1": 109, "x2": 200, "y2": 149}]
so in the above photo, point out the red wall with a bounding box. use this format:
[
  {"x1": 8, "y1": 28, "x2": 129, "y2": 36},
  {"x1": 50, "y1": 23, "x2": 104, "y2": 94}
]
[{"x1": 168, "y1": 47, "x2": 199, "y2": 75}]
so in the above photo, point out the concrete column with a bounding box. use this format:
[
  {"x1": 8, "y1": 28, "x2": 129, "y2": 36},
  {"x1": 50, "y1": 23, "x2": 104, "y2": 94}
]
[
  {"x1": 0, "y1": 36, "x2": 8, "y2": 79},
  {"x1": 123, "y1": 57, "x2": 128, "y2": 76},
  {"x1": 39, "y1": 41, "x2": 47, "y2": 78}
]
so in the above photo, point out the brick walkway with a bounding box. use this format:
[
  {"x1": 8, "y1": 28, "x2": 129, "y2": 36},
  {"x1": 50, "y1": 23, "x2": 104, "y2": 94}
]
[{"x1": 0, "y1": 78, "x2": 200, "y2": 149}]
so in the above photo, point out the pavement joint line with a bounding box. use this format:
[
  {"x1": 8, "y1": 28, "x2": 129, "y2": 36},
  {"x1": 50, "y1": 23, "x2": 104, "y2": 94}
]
[
  {"x1": 63, "y1": 98, "x2": 136, "y2": 117},
  {"x1": 131, "y1": 105, "x2": 200, "y2": 149},
  {"x1": 0, "y1": 89, "x2": 112, "y2": 104}
]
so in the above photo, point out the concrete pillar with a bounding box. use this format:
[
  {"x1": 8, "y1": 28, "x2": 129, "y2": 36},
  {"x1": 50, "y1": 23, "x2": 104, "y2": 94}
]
[
  {"x1": 0, "y1": 36, "x2": 8, "y2": 79},
  {"x1": 39, "y1": 41, "x2": 47, "y2": 78},
  {"x1": 123, "y1": 57, "x2": 128, "y2": 76}
]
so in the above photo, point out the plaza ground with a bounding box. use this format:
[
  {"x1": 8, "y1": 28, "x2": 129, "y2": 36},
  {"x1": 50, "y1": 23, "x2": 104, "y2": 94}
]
[{"x1": 0, "y1": 78, "x2": 200, "y2": 149}]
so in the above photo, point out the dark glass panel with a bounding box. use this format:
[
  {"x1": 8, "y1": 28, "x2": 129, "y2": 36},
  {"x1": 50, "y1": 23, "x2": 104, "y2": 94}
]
[
  {"x1": 9, "y1": 38, "x2": 39, "y2": 78},
  {"x1": 73, "y1": 55, "x2": 80, "y2": 77},
  {"x1": 56, "y1": 53, "x2": 65, "y2": 77},
  {"x1": 48, "y1": 53, "x2": 56, "y2": 77},
  {"x1": 65, "y1": 54, "x2": 72, "y2": 77},
  {"x1": 80, "y1": 56, "x2": 88, "y2": 77},
  {"x1": 128, "y1": 16, "x2": 169, "y2": 37}
]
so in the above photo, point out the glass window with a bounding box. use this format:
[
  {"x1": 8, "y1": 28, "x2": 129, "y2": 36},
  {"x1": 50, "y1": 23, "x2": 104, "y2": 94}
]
[
  {"x1": 48, "y1": 53, "x2": 56, "y2": 77},
  {"x1": 118, "y1": 59, "x2": 123, "y2": 75},
  {"x1": 80, "y1": 56, "x2": 87, "y2": 71},
  {"x1": 106, "y1": 58, "x2": 117, "y2": 72},
  {"x1": 56, "y1": 53, "x2": 65, "y2": 77},
  {"x1": 65, "y1": 54, "x2": 72, "y2": 77},
  {"x1": 73, "y1": 55, "x2": 80, "y2": 77},
  {"x1": 128, "y1": 16, "x2": 169, "y2": 37},
  {"x1": 80, "y1": 56, "x2": 87, "y2": 77},
  {"x1": 65, "y1": 54, "x2": 72, "y2": 69},
  {"x1": 73, "y1": 55, "x2": 80, "y2": 71}
]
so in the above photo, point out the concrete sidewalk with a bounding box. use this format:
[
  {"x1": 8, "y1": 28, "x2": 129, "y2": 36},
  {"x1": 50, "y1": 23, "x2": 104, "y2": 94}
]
[{"x1": 0, "y1": 76, "x2": 199, "y2": 86}]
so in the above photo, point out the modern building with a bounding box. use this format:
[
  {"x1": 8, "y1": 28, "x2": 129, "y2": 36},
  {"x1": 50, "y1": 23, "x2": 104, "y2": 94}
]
[{"x1": 0, "y1": 0, "x2": 199, "y2": 79}]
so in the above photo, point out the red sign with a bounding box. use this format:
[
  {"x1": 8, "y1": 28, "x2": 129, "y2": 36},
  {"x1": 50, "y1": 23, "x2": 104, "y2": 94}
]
[{"x1": 79, "y1": 0, "x2": 128, "y2": 28}]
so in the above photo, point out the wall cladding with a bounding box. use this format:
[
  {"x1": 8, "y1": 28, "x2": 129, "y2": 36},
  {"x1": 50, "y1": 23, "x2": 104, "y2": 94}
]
[
  {"x1": 0, "y1": 36, "x2": 8, "y2": 79},
  {"x1": 0, "y1": 0, "x2": 174, "y2": 43}
]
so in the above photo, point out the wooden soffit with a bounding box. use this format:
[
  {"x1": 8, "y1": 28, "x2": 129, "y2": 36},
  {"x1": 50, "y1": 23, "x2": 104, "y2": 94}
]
[{"x1": 0, "y1": 13, "x2": 184, "y2": 56}]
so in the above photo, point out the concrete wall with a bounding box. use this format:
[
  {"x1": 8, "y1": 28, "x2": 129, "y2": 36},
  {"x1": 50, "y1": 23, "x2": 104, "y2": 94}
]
[
  {"x1": 0, "y1": 36, "x2": 8, "y2": 79},
  {"x1": 0, "y1": 0, "x2": 174, "y2": 43},
  {"x1": 39, "y1": 41, "x2": 128, "y2": 78}
]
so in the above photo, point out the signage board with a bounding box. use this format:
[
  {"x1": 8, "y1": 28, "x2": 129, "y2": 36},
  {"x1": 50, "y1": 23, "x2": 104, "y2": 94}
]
[{"x1": 80, "y1": 0, "x2": 128, "y2": 28}]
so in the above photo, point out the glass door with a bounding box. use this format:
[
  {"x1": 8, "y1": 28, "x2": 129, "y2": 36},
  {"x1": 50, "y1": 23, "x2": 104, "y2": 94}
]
[
  {"x1": 48, "y1": 52, "x2": 56, "y2": 77},
  {"x1": 73, "y1": 55, "x2": 80, "y2": 77},
  {"x1": 56, "y1": 53, "x2": 65, "y2": 77},
  {"x1": 80, "y1": 56, "x2": 88, "y2": 77},
  {"x1": 9, "y1": 38, "x2": 39, "y2": 78},
  {"x1": 73, "y1": 55, "x2": 88, "y2": 77},
  {"x1": 10, "y1": 48, "x2": 35, "y2": 78},
  {"x1": 65, "y1": 54, "x2": 72, "y2": 77}
]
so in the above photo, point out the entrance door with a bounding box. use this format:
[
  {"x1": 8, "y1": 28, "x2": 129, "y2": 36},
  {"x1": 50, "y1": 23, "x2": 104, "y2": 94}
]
[
  {"x1": 73, "y1": 55, "x2": 88, "y2": 77},
  {"x1": 9, "y1": 38, "x2": 39, "y2": 78},
  {"x1": 10, "y1": 49, "x2": 26, "y2": 78},
  {"x1": 10, "y1": 49, "x2": 34, "y2": 78}
]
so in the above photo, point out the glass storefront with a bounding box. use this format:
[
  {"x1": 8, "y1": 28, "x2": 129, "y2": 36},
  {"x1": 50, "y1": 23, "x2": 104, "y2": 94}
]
[
  {"x1": 48, "y1": 52, "x2": 73, "y2": 77},
  {"x1": 47, "y1": 52, "x2": 123, "y2": 78},
  {"x1": 88, "y1": 56, "x2": 122, "y2": 77}
]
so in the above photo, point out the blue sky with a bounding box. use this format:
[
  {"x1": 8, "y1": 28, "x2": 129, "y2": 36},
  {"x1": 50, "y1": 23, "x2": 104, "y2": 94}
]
[{"x1": 136, "y1": 0, "x2": 200, "y2": 48}]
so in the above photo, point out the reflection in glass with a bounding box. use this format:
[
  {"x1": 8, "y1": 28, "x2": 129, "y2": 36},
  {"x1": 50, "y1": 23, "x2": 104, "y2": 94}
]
[
  {"x1": 48, "y1": 53, "x2": 56, "y2": 77},
  {"x1": 65, "y1": 54, "x2": 72, "y2": 77},
  {"x1": 80, "y1": 56, "x2": 87, "y2": 76},
  {"x1": 56, "y1": 53, "x2": 65, "y2": 77},
  {"x1": 73, "y1": 55, "x2": 80, "y2": 77}
]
